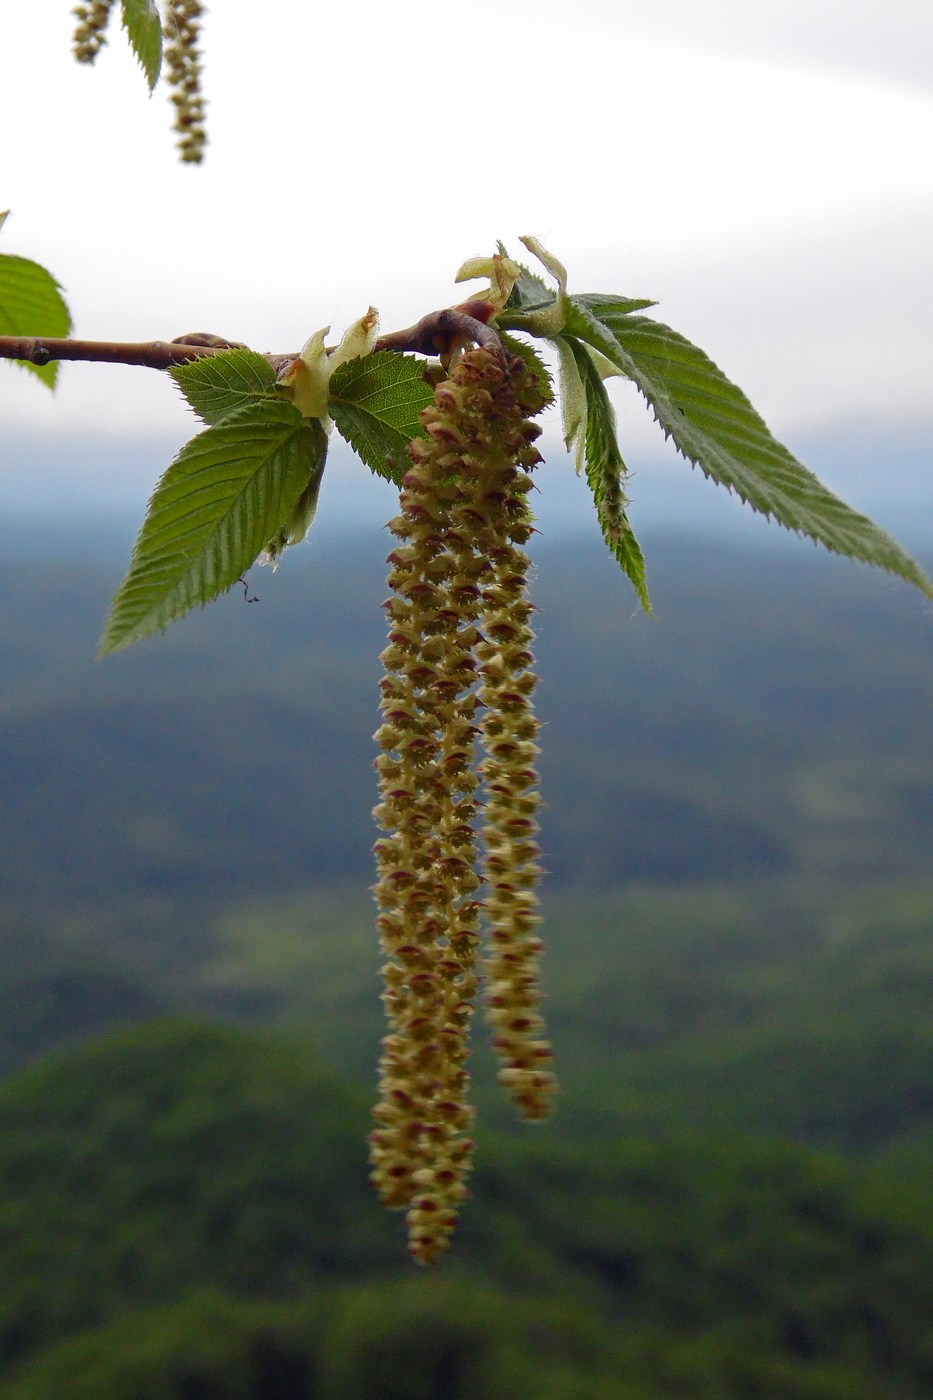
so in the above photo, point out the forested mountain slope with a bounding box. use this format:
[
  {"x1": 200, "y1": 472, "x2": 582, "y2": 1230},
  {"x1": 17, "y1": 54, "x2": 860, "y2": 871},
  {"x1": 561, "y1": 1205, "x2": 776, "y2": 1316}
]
[
  {"x1": 3, "y1": 533, "x2": 930, "y2": 915},
  {"x1": 1, "y1": 1021, "x2": 930, "y2": 1400},
  {"x1": 1, "y1": 532, "x2": 930, "y2": 1397}
]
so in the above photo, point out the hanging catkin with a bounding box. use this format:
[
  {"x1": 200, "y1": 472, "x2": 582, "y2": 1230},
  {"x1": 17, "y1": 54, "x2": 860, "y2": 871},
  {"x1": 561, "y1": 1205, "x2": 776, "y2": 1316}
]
[{"x1": 370, "y1": 345, "x2": 555, "y2": 1263}]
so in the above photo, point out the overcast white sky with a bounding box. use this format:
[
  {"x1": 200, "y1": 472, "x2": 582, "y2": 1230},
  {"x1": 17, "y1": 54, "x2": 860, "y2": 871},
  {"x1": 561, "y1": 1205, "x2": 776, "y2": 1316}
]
[{"x1": 1, "y1": 1, "x2": 931, "y2": 523}]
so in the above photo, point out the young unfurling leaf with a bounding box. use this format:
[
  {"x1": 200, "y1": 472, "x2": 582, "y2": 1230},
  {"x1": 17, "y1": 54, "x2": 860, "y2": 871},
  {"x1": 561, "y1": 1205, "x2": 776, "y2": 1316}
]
[
  {"x1": 171, "y1": 348, "x2": 279, "y2": 425},
  {"x1": 565, "y1": 336, "x2": 651, "y2": 612}
]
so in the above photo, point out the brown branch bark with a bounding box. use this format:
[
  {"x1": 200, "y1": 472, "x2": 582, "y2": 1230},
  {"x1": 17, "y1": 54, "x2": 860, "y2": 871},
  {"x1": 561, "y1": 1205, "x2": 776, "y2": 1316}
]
[
  {"x1": 0, "y1": 334, "x2": 251, "y2": 372},
  {"x1": 375, "y1": 305, "x2": 502, "y2": 364},
  {"x1": 0, "y1": 306, "x2": 504, "y2": 375}
]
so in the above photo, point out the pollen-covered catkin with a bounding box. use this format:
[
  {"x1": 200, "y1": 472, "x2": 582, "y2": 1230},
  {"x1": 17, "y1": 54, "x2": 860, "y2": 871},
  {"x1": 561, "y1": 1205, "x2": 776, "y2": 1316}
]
[
  {"x1": 371, "y1": 345, "x2": 555, "y2": 1262},
  {"x1": 370, "y1": 436, "x2": 484, "y2": 1266},
  {"x1": 72, "y1": 0, "x2": 115, "y2": 63},
  {"x1": 162, "y1": 0, "x2": 207, "y2": 163},
  {"x1": 475, "y1": 515, "x2": 556, "y2": 1117}
]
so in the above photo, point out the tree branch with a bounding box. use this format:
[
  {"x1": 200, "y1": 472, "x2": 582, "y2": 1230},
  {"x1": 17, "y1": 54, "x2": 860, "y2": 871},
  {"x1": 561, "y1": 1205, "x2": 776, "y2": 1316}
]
[
  {"x1": 375, "y1": 304, "x2": 501, "y2": 364},
  {"x1": 0, "y1": 333, "x2": 246, "y2": 371},
  {"x1": 0, "y1": 304, "x2": 504, "y2": 376}
]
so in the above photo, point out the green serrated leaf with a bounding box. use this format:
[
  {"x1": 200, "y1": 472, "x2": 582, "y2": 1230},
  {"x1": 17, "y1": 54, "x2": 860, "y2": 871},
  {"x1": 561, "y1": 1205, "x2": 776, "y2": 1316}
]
[
  {"x1": 567, "y1": 303, "x2": 933, "y2": 601},
  {"x1": 171, "y1": 348, "x2": 278, "y2": 425},
  {"x1": 329, "y1": 351, "x2": 434, "y2": 484},
  {"x1": 100, "y1": 401, "x2": 320, "y2": 654},
  {"x1": 499, "y1": 332, "x2": 554, "y2": 407},
  {"x1": 572, "y1": 292, "x2": 657, "y2": 317},
  {"x1": 565, "y1": 336, "x2": 651, "y2": 612},
  {"x1": 120, "y1": 0, "x2": 163, "y2": 90},
  {"x1": 0, "y1": 252, "x2": 72, "y2": 390}
]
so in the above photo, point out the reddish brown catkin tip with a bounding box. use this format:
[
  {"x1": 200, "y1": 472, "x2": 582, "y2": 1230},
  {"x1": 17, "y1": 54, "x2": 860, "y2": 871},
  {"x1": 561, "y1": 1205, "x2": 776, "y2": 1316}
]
[{"x1": 371, "y1": 346, "x2": 554, "y2": 1262}]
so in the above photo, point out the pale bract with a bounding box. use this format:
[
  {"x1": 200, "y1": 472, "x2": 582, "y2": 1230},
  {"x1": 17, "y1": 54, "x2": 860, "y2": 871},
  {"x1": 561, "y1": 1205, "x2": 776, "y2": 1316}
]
[
  {"x1": 454, "y1": 253, "x2": 522, "y2": 313},
  {"x1": 278, "y1": 307, "x2": 380, "y2": 429}
]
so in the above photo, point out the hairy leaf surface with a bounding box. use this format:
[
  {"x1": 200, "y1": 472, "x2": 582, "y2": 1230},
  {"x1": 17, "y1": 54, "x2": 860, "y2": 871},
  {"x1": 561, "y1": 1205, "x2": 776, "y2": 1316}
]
[
  {"x1": 552, "y1": 336, "x2": 587, "y2": 453},
  {"x1": 329, "y1": 351, "x2": 433, "y2": 484},
  {"x1": 572, "y1": 292, "x2": 657, "y2": 317},
  {"x1": 568, "y1": 304, "x2": 933, "y2": 599},
  {"x1": 121, "y1": 0, "x2": 163, "y2": 90},
  {"x1": 171, "y1": 348, "x2": 278, "y2": 425},
  {"x1": 0, "y1": 251, "x2": 72, "y2": 389},
  {"x1": 101, "y1": 401, "x2": 321, "y2": 653},
  {"x1": 567, "y1": 337, "x2": 651, "y2": 611}
]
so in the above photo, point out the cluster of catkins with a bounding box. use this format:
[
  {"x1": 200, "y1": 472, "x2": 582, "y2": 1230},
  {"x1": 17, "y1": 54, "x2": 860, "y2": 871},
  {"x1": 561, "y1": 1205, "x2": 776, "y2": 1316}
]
[
  {"x1": 72, "y1": 0, "x2": 206, "y2": 164},
  {"x1": 369, "y1": 345, "x2": 558, "y2": 1264}
]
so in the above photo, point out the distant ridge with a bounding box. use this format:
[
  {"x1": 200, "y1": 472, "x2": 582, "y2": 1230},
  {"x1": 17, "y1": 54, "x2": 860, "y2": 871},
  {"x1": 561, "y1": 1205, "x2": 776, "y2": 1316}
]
[{"x1": 2, "y1": 418, "x2": 932, "y2": 555}]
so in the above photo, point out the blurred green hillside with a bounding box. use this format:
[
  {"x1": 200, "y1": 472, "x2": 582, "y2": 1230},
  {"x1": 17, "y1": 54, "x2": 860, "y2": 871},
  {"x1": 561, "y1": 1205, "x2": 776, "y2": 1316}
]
[
  {"x1": 2, "y1": 533, "x2": 931, "y2": 919},
  {"x1": 0, "y1": 532, "x2": 931, "y2": 1397},
  {"x1": 1, "y1": 1019, "x2": 930, "y2": 1399}
]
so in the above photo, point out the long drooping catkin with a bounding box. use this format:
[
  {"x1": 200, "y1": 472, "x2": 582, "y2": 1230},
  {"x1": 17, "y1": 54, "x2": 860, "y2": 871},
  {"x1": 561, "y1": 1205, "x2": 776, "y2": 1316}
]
[
  {"x1": 162, "y1": 0, "x2": 207, "y2": 163},
  {"x1": 369, "y1": 451, "x2": 484, "y2": 1265},
  {"x1": 370, "y1": 347, "x2": 555, "y2": 1262},
  {"x1": 475, "y1": 465, "x2": 557, "y2": 1124}
]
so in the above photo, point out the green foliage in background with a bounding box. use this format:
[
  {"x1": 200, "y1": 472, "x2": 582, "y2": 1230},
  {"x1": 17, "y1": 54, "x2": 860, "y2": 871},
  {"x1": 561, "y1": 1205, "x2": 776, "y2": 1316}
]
[
  {"x1": 1, "y1": 544, "x2": 931, "y2": 1394},
  {"x1": 0, "y1": 1019, "x2": 930, "y2": 1400},
  {"x1": 2, "y1": 542, "x2": 930, "y2": 924}
]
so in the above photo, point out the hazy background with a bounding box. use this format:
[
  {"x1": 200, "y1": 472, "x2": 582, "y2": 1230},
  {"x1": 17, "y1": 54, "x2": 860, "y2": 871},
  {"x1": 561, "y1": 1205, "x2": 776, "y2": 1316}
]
[
  {"x1": 1, "y1": 0, "x2": 931, "y2": 546},
  {"x1": 0, "y1": 7, "x2": 931, "y2": 1399}
]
